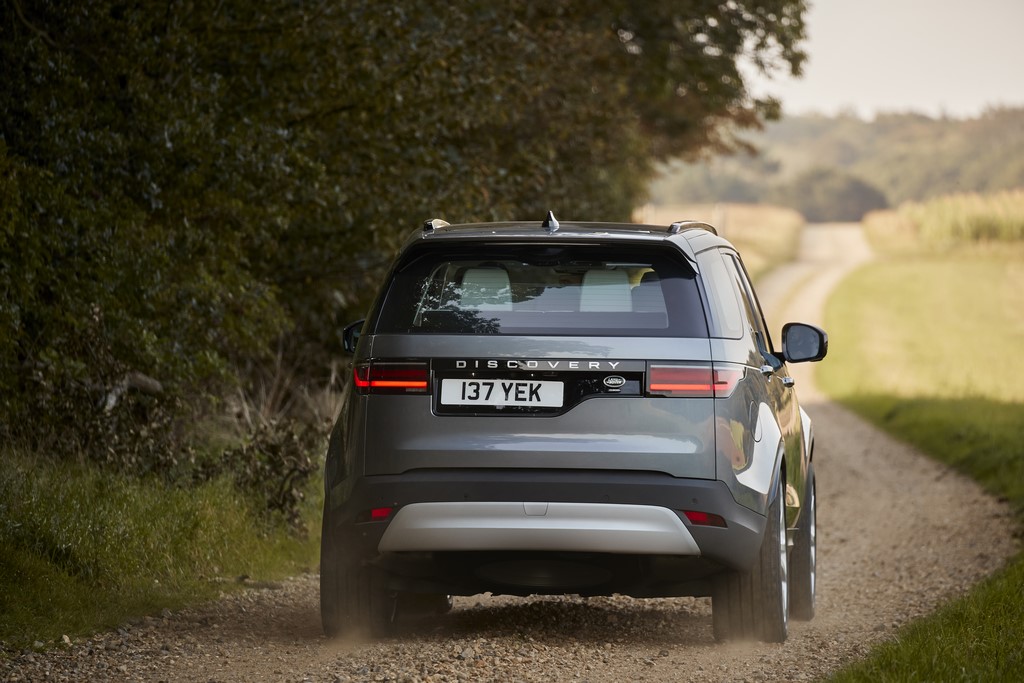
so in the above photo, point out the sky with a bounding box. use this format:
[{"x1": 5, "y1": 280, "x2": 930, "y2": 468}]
[{"x1": 745, "y1": 0, "x2": 1024, "y2": 119}]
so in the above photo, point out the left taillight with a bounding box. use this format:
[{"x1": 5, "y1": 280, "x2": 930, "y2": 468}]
[{"x1": 352, "y1": 361, "x2": 430, "y2": 394}]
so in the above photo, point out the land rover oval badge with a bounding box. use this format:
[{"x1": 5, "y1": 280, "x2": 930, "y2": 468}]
[{"x1": 603, "y1": 375, "x2": 626, "y2": 389}]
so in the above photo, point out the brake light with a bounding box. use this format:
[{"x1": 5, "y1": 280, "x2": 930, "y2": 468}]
[
  {"x1": 649, "y1": 365, "x2": 714, "y2": 396},
  {"x1": 711, "y1": 367, "x2": 743, "y2": 397},
  {"x1": 352, "y1": 362, "x2": 430, "y2": 394},
  {"x1": 646, "y1": 364, "x2": 742, "y2": 398}
]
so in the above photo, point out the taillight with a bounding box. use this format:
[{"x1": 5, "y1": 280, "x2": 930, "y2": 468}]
[
  {"x1": 646, "y1": 364, "x2": 742, "y2": 398},
  {"x1": 352, "y1": 362, "x2": 430, "y2": 394}
]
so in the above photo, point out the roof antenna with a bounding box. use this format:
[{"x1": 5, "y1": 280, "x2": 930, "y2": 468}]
[
  {"x1": 422, "y1": 218, "x2": 450, "y2": 234},
  {"x1": 542, "y1": 211, "x2": 559, "y2": 232}
]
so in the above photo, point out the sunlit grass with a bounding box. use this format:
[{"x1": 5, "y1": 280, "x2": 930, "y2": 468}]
[
  {"x1": 0, "y1": 452, "x2": 321, "y2": 651},
  {"x1": 818, "y1": 232, "x2": 1024, "y2": 681},
  {"x1": 818, "y1": 254, "x2": 1024, "y2": 404}
]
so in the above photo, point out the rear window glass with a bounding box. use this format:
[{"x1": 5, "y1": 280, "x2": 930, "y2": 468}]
[{"x1": 373, "y1": 244, "x2": 709, "y2": 337}]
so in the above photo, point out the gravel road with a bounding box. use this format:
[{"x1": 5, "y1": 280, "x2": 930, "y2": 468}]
[{"x1": 4, "y1": 224, "x2": 1019, "y2": 682}]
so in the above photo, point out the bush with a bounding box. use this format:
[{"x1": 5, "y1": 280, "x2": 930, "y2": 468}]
[
  {"x1": 0, "y1": 450, "x2": 320, "y2": 649},
  {"x1": 0, "y1": 0, "x2": 808, "y2": 518}
]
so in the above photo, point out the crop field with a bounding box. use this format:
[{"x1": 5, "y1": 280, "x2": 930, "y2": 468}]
[
  {"x1": 635, "y1": 202, "x2": 804, "y2": 281},
  {"x1": 863, "y1": 189, "x2": 1024, "y2": 251}
]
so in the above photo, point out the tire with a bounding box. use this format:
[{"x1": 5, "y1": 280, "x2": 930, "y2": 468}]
[
  {"x1": 712, "y1": 474, "x2": 789, "y2": 643},
  {"x1": 789, "y1": 465, "x2": 816, "y2": 621},
  {"x1": 320, "y1": 515, "x2": 397, "y2": 638}
]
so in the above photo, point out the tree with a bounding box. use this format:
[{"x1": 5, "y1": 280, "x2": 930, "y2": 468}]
[
  {"x1": 772, "y1": 167, "x2": 889, "y2": 222},
  {"x1": 0, "y1": 0, "x2": 807, "y2": 465}
]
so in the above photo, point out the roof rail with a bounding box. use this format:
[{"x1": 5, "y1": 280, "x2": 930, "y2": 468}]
[
  {"x1": 668, "y1": 220, "x2": 718, "y2": 236},
  {"x1": 422, "y1": 218, "x2": 450, "y2": 234}
]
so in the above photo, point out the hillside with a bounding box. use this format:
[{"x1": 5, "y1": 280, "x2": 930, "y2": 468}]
[{"x1": 650, "y1": 107, "x2": 1024, "y2": 218}]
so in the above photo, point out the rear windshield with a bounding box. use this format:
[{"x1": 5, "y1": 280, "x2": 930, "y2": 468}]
[{"x1": 373, "y1": 244, "x2": 709, "y2": 337}]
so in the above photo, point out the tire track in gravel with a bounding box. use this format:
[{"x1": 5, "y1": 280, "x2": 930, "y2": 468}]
[{"x1": 3, "y1": 224, "x2": 1018, "y2": 683}]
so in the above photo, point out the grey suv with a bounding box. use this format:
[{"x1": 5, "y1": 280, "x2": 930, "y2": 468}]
[{"x1": 321, "y1": 214, "x2": 827, "y2": 642}]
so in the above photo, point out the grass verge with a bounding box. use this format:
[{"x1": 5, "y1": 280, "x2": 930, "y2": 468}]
[
  {"x1": 0, "y1": 451, "x2": 321, "y2": 652},
  {"x1": 817, "y1": 242, "x2": 1024, "y2": 680}
]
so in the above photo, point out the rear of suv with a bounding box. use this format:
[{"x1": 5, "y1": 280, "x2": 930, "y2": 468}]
[{"x1": 321, "y1": 214, "x2": 827, "y2": 642}]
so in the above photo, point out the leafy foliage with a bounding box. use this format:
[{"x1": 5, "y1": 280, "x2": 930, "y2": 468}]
[
  {"x1": 1, "y1": 0, "x2": 807, "y2": 512},
  {"x1": 220, "y1": 421, "x2": 319, "y2": 532},
  {"x1": 0, "y1": 450, "x2": 320, "y2": 650}
]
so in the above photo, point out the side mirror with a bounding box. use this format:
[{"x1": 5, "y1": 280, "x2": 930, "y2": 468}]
[
  {"x1": 342, "y1": 319, "x2": 366, "y2": 354},
  {"x1": 781, "y1": 323, "x2": 828, "y2": 363}
]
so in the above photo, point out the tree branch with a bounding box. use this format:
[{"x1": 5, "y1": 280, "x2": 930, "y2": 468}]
[{"x1": 8, "y1": 0, "x2": 59, "y2": 49}]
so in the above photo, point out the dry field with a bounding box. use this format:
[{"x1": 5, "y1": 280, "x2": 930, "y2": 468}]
[{"x1": 635, "y1": 202, "x2": 804, "y2": 280}]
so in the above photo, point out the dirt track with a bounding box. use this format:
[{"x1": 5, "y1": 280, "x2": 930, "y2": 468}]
[{"x1": 3, "y1": 224, "x2": 1019, "y2": 682}]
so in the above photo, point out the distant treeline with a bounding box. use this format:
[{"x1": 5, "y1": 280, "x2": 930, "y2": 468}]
[{"x1": 650, "y1": 108, "x2": 1024, "y2": 221}]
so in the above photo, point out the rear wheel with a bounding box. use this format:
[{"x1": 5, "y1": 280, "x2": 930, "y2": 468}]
[
  {"x1": 789, "y1": 465, "x2": 816, "y2": 620},
  {"x1": 712, "y1": 474, "x2": 789, "y2": 642},
  {"x1": 320, "y1": 516, "x2": 397, "y2": 638}
]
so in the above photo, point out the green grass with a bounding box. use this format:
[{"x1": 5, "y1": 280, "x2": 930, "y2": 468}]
[
  {"x1": 0, "y1": 452, "x2": 321, "y2": 651},
  {"x1": 828, "y1": 559, "x2": 1024, "y2": 682},
  {"x1": 817, "y1": 247, "x2": 1024, "y2": 681},
  {"x1": 837, "y1": 395, "x2": 1024, "y2": 518},
  {"x1": 817, "y1": 253, "x2": 1024, "y2": 506}
]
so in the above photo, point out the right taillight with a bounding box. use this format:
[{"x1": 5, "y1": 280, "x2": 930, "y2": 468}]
[
  {"x1": 646, "y1": 364, "x2": 742, "y2": 398},
  {"x1": 352, "y1": 362, "x2": 430, "y2": 394}
]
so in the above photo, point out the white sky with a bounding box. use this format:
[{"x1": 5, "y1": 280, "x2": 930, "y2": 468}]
[{"x1": 746, "y1": 0, "x2": 1024, "y2": 119}]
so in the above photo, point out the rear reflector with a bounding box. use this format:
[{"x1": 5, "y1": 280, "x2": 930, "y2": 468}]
[
  {"x1": 647, "y1": 364, "x2": 742, "y2": 398},
  {"x1": 353, "y1": 362, "x2": 429, "y2": 394},
  {"x1": 355, "y1": 506, "x2": 395, "y2": 523},
  {"x1": 370, "y1": 507, "x2": 394, "y2": 521},
  {"x1": 683, "y1": 510, "x2": 727, "y2": 527}
]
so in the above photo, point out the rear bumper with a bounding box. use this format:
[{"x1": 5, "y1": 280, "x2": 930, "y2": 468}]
[
  {"x1": 325, "y1": 469, "x2": 766, "y2": 597},
  {"x1": 379, "y1": 501, "x2": 701, "y2": 555}
]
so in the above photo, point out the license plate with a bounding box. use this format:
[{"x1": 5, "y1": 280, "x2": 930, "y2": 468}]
[{"x1": 440, "y1": 379, "x2": 563, "y2": 407}]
